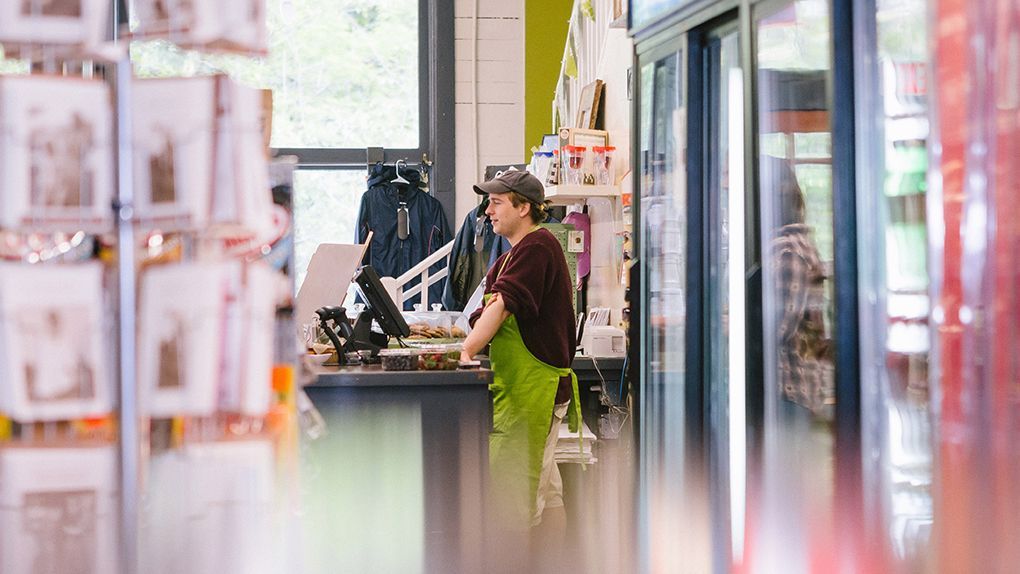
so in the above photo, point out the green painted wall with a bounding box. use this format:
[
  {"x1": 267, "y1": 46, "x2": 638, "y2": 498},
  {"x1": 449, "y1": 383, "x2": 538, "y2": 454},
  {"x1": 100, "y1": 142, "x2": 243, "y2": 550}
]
[{"x1": 524, "y1": 0, "x2": 574, "y2": 158}]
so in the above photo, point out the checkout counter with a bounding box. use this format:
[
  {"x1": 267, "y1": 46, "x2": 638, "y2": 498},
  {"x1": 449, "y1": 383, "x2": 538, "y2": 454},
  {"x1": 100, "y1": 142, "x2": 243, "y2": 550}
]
[
  {"x1": 303, "y1": 354, "x2": 624, "y2": 574},
  {"x1": 304, "y1": 363, "x2": 492, "y2": 573},
  {"x1": 298, "y1": 263, "x2": 628, "y2": 572}
]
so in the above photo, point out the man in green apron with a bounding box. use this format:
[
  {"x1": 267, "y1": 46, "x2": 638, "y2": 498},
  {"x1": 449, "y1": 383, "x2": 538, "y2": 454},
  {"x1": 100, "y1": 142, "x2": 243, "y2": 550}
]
[{"x1": 461, "y1": 170, "x2": 581, "y2": 565}]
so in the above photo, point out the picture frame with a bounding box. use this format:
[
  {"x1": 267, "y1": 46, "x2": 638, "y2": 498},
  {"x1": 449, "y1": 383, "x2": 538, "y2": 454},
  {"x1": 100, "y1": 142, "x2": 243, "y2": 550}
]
[
  {"x1": 575, "y1": 79, "x2": 604, "y2": 130},
  {"x1": 0, "y1": 75, "x2": 114, "y2": 233},
  {"x1": 558, "y1": 127, "x2": 609, "y2": 151},
  {"x1": 0, "y1": 263, "x2": 112, "y2": 422},
  {"x1": 0, "y1": 445, "x2": 118, "y2": 574}
]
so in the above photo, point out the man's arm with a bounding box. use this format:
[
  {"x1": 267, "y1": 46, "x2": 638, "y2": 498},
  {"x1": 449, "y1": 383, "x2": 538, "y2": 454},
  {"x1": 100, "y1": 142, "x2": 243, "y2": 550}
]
[{"x1": 461, "y1": 293, "x2": 510, "y2": 362}]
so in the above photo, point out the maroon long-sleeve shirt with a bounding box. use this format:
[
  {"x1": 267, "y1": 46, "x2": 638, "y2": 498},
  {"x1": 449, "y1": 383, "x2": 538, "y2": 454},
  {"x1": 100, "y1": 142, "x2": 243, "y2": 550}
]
[{"x1": 470, "y1": 228, "x2": 576, "y2": 403}]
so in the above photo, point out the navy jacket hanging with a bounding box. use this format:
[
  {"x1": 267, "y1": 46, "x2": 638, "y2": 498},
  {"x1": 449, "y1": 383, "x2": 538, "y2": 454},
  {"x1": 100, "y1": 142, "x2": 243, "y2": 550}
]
[{"x1": 356, "y1": 163, "x2": 451, "y2": 310}]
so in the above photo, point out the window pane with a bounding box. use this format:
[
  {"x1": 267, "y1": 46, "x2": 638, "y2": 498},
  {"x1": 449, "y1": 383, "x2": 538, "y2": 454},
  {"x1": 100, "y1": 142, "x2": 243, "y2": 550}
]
[
  {"x1": 293, "y1": 169, "x2": 366, "y2": 291},
  {"x1": 130, "y1": 0, "x2": 420, "y2": 149}
]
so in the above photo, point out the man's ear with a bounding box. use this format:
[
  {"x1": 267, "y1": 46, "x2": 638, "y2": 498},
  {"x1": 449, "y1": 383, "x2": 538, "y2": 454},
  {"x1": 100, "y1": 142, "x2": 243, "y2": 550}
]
[{"x1": 517, "y1": 201, "x2": 531, "y2": 219}]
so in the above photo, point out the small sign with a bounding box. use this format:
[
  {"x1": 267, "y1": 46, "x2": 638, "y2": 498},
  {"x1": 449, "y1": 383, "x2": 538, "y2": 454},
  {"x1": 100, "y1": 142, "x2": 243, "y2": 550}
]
[{"x1": 568, "y1": 230, "x2": 585, "y2": 253}]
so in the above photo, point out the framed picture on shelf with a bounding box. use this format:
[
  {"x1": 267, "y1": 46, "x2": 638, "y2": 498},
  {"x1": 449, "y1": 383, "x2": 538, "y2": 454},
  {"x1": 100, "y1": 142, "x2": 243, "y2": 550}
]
[
  {"x1": 613, "y1": 0, "x2": 625, "y2": 21},
  {"x1": 0, "y1": 75, "x2": 113, "y2": 233},
  {"x1": 0, "y1": 263, "x2": 112, "y2": 422},
  {"x1": 0, "y1": 446, "x2": 117, "y2": 574},
  {"x1": 558, "y1": 127, "x2": 609, "y2": 151},
  {"x1": 575, "y1": 79, "x2": 604, "y2": 130}
]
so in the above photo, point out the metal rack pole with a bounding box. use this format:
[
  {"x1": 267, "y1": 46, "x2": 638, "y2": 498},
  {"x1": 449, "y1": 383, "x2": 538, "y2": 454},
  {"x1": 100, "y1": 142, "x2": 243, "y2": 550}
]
[{"x1": 112, "y1": 2, "x2": 139, "y2": 573}]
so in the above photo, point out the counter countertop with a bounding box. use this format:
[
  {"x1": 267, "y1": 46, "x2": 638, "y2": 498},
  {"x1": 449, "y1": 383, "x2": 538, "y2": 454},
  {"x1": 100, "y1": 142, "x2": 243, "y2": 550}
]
[
  {"x1": 309, "y1": 364, "x2": 493, "y2": 388},
  {"x1": 308, "y1": 354, "x2": 621, "y2": 389}
]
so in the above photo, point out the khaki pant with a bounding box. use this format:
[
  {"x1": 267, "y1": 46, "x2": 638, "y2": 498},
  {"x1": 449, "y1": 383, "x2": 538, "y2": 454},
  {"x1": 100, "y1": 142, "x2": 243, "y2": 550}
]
[{"x1": 532, "y1": 401, "x2": 569, "y2": 526}]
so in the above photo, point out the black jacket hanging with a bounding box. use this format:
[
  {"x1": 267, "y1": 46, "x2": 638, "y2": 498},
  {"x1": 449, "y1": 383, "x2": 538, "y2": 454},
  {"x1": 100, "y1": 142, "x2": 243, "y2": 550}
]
[{"x1": 356, "y1": 163, "x2": 451, "y2": 310}]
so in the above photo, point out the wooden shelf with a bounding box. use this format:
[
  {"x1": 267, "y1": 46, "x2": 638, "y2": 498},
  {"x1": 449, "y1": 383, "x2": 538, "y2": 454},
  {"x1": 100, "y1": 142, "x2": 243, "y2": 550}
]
[{"x1": 545, "y1": 184, "x2": 619, "y2": 202}]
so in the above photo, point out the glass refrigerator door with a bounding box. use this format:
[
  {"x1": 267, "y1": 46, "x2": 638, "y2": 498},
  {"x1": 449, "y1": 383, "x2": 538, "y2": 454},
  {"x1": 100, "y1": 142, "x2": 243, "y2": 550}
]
[
  {"x1": 749, "y1": 0, "x2": 839, "y2": 569},
  {"x1": 637, "y1": 44, "x2": 712, "y2": 571}
]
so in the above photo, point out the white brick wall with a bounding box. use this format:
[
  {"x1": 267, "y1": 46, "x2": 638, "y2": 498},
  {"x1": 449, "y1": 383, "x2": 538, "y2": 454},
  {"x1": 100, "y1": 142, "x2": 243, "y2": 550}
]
[{"x1": 453, "y1": 0, "x2": 526, "y2": 222}]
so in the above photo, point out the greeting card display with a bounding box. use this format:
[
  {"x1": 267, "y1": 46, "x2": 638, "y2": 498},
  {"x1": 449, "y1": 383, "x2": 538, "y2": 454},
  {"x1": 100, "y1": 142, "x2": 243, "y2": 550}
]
[
  {"x1": 0, "y1": 75, "x2": 114, "y2": 232},
  {"x1": 142, "y1": 440, "x2": 274, "y2": 574},
  {"x1": 139, "y1": 260, "x2": 276, "y2": 417},
  {"x1": 138, "y1": 262, "x2": 235, "y2": 417},
  {"x1": 130, "y1": 0, "x2": 267, "y2": 54},
  {"x1": 0, "y1": 0, "x2": 109, "y2": 56},
  {"x1": 211, "y1": 78, "x2": 273, "y2": 239},
  {"x1": 133, "y1": 76, "x2": 217, "y2": 229},
  {"x1": 218, "y1": 262, "x2": 277, "y2": 417},
  {"x1": 0, "y1": 262, "x2": 112, "y2": 422},
  {"x1": 133, "y1": 75, "x2": 272, "y2": 237},
  {"x1": 0, "y1": 446, "x2": 118, "y2": 574}
]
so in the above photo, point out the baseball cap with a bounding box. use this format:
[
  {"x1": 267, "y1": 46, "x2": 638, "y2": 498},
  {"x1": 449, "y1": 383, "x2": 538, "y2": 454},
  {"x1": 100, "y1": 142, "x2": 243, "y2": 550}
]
[{"x1": 473, "y1": 169, "x2": 545, "y2": 204}]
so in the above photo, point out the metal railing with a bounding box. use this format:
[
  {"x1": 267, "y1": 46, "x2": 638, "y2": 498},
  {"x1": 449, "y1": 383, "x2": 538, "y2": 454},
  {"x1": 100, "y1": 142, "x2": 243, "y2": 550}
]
[{"x1": 384, "y1": 239, "x2": 454, "y2": 309}]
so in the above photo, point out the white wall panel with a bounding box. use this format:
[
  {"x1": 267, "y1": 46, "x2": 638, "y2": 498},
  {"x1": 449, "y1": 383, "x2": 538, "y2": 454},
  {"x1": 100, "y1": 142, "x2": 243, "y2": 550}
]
[
  {"x1": 454, "y1": 39, "x2": 521, "y2": 62},
  {"x1": 453, "y1": 0, "x2": 526, "y2": 220},
  {"x1": 454, "y1": 81, "x2": 520, "y2": 105},
  {"x1": 455, "y1": 17, "x2": 523, "y2": 41},
  {"x1": 454, "y1": 0, "x2": 523, "y2": 19},
  {"x1": 454, "y1": 58, "x2": 524, "y2": 86}
]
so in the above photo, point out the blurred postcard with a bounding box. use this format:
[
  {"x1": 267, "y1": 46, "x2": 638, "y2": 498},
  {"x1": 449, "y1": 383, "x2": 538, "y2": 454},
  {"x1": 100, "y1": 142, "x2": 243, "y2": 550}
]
[
  {"x1": 130, "y1": 0, "x2": 267, "y2": 54},
  {"x1": 0, "y1": 263, "x2": 112, "y2": 422},
  {"x1": 0, "y1": 445, "x2": 117, "y2": 574},
  {"x1": 0, "y1": 0, "x2": 109, "y2": 53},
  {"x1": 0, "y1": 76, "x2": 113, "y2": 233},
  {"x1": 139, "y1": 262, "x2": 235, "y2": 417}
]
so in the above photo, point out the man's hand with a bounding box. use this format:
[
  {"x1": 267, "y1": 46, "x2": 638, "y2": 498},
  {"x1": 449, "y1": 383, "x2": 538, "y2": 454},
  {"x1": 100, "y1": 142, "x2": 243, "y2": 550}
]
[{"x1": 461, "y1": 293, "x2": 510, "y2": 361}]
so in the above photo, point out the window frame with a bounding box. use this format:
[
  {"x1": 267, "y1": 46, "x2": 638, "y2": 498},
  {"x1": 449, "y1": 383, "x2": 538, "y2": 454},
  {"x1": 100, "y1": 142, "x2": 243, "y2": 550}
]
[{"x1": 272, "y1": 0, "x2": 457, "y2": 230}]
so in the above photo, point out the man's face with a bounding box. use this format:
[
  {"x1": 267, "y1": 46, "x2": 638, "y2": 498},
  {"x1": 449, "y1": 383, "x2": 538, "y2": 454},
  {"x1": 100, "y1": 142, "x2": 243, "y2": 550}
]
[{"x1": 485, "y1": 193, "x2": 529, "y2": 237}]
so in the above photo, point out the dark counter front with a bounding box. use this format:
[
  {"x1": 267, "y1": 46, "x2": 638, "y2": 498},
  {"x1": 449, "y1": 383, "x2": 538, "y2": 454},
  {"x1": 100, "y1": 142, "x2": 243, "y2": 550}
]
[{"x1": 303, "y1": 365, "x2": 492, "y2": 574}]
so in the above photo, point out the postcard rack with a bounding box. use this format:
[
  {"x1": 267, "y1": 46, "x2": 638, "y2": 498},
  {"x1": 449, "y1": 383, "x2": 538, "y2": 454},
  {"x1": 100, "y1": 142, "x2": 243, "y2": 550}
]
[{"x1": 0, "y1": 3, "x2": 294, "y2": 573}]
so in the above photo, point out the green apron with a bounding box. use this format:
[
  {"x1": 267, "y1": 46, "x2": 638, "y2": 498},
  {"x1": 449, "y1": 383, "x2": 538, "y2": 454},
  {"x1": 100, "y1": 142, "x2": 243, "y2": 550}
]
[{"x1": 487, "y1": 239, "x2": 583, "y2": 527}]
